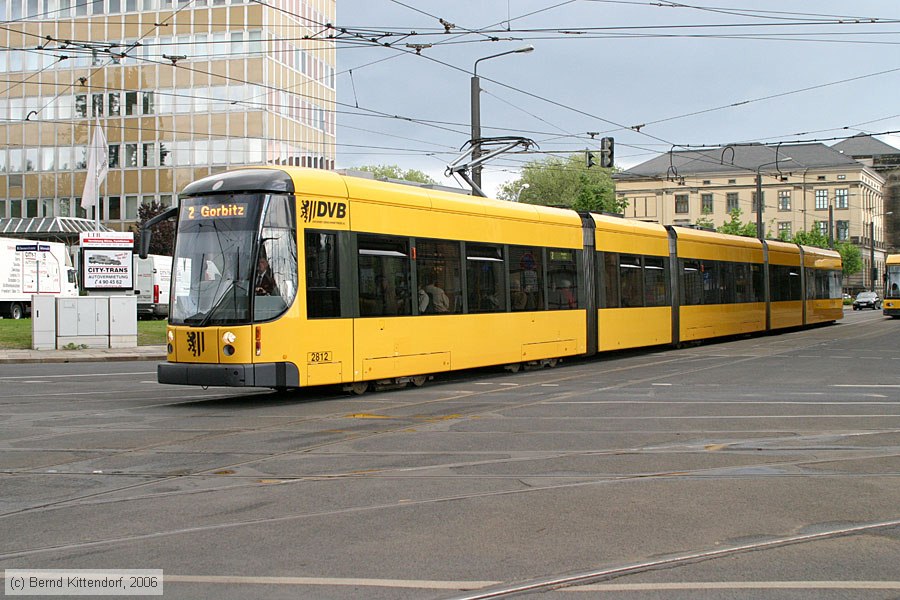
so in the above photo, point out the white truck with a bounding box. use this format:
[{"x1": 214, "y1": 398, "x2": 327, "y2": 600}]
[
  {"x1": 0, "y1": 236, "x2": 78, "y2": 319},
  {"x1": 133, "y1": 254, "x2": 172, "y2": 319}
]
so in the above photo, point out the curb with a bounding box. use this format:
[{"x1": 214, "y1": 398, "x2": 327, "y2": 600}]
[{"x1": 0, "y1": 346, "x2": 167, "y2": 365}]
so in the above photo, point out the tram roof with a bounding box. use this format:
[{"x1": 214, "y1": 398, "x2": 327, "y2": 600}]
[
  {"x1": 340, "y1": 171, "x2": 583, "y2": 228},
  {"x1": 799, "y1": 245, "x2": 841, "y2": 268},
  {"x1": 670, "y1": 225, "x2": 763, "y2": 250}
]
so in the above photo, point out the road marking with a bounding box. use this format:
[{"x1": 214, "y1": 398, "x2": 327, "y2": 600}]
[
  {"x1": 833, "y1": 384, "x2": 900, "y2": 388},
  {"x1": 0, "y1": 573, "x2": 500, "y2": 590},
  {"x1": 575, "y1": 581, "x2": 900, "y2": 591},
  {"x1": 0, "y1": 372, "x2": 155, "y2": 380}
]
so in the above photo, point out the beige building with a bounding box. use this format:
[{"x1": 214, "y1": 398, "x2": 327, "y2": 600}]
[
  {"x1": 615, "y1": 143, "x2": 887, "y2": 291},
  {"x1": 0, "y1": 0, "x2": 336, "y2": 232}
]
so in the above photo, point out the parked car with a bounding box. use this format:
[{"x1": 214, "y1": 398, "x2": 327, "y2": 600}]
[{"x1": 852, "y1": 291, "x2": 882, "y2": 310}]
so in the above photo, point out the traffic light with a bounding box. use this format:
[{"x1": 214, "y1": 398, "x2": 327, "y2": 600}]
[
  {"x1": 600, "y1": 137, "x2": 614, "y2": 168},
  {"x1": 585, "y1": 150, "x2": 596, "y2": 168}
]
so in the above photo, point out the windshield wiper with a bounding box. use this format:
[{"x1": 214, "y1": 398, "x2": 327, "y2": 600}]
[{"x1": 195, "y1": 279, "x2": 238, "y2": 327}]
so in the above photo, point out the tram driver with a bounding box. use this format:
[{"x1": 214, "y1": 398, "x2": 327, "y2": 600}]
[{"x1": 255, "y1": 255, "x2": 279, "y2": 296}]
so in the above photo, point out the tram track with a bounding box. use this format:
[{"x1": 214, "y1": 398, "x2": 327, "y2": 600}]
[{"x1": 443, "y1": 518, "x2": 900, "y2": 600}]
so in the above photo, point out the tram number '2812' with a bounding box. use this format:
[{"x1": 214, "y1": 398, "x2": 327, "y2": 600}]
[{"x1": 307, "y1": 351, "x2": 333, "y2": 363}]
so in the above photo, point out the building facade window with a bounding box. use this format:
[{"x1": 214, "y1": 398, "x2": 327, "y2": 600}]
[
  {"x1": 815, "y1": 221, "x2": 828, "y2": 236},
  {"x1": 701, "y1": 193, "x2": 713, "y2": 213},
  {"x1": 835, "y1": 188, "x2": 848, "y2": 209},
  {"x1": 815, "y1": 189, "x2": 828, "y2": 210},
  {"x1": 778, "y1": 221, "x2": 792, "y2": 240},
  {"x1": 725, "y1": 193, "x2": 738, "y2": 213},
  {"x1": 778, "y1": 190, "x2": 791, "y2": 211},
  {"x1": 836, "y1": 220, "x2": 849, "y2": 241},
  {"x1": 675, "y1": 194, "x2": 689, "y2": 214},
  {"x1": 751, "y1": 191, "x2": 763, "y2": 213}
]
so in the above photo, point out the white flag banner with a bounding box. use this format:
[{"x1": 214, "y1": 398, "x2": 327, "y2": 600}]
[{"x1": 80, "y1": 118, "x2": 109, "y2": 210}]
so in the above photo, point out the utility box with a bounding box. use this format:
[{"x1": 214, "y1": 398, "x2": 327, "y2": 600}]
[
  {"x1": 31, "y1": 295, "x2": 57, "y2": 350},
  {"x1": 57, "y1": 297, "x2": 110, "y2": 348},
  {"x1": 109, "y1": 296, "x2": 137, "y2": 348}
]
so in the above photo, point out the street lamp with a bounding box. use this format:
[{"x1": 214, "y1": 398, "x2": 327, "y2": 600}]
[
  {"x1": 471, "y1": 45, "x2": 534, "y2": 191},
  {"x1": 869, "y1": 211, "x2": 893, "y2": 292},
  {"x1": 513, "y1": 183, "x2": 529, "y2": 202},
  {"x1": 755, "y1": 157, "x2": 792, "y2": 241}
]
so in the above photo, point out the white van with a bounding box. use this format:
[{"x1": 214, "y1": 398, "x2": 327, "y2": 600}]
[{"x1": 133, "y1": 254, "x2": 172, "y2": 318}]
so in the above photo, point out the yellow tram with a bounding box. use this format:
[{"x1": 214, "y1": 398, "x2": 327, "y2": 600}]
[
  {"x1": 884, "y1": 254, "x2": 900, "y2": 318},
  {"x1": 141, "y1": 167, "x2": 843, "y2": 392}
]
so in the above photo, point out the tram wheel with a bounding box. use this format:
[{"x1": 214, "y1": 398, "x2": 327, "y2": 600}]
[
  {"x1": 547, "y1": 358, "x2": 559, "y2": 368},
  {"x1": 410, "y1": 375, "x2": 427, "y2": 388},
  {"x1": 348, "y1": 382, "x2": 369, "y2": 396},
  {"x1": 505, "y1": 363, "x2": 521, "y2": 373}
]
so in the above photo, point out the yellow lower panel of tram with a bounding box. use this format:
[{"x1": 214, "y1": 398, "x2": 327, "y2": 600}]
[
  {"x1": 770, "y1": 301, "x2": 803, "y2": 330},
  {"x1": 680, "y1": 303, "x2": 766, "y2": 341},
  {"x1": 352, "y1": 311, "x2": 585, "y2": 381},
  {"x1": 598, "y1": 306, "x2": 672, "y2": 351}
]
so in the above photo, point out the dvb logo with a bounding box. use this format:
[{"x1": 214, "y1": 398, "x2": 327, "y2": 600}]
[{"x1": 301, "y1": 200, "x2": 348, "y2": 223}]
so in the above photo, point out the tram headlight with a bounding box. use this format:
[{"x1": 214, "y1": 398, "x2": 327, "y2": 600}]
[
  {"x1": 223, "y1": 331, "x2": 236, "y2": 344},
  {"x1": 167, "y1": 329, "x2": 175, "y2": 342}
]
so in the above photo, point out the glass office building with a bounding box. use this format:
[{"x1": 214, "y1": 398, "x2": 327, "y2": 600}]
[{"x1": 0, "y1": 0, "x2": 336, "y2": 231}]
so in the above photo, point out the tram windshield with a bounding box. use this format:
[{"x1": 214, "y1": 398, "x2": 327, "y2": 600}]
[
  {"x1": 886, "y1": 265, "x2": 900, "y2": 298},
  {"x1": 170, "y1": 193, "x2": 298, "y2": 326}
]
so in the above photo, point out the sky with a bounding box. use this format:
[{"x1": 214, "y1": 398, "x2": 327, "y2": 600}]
[{"x1": 331, "y1": 1, "x2": 900, "y2": 196}]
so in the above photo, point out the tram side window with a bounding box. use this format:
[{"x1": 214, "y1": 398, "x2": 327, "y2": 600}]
[
  {"x1": 619, "y1": 254, "x2": 643, "y2": 308},
  {"x1": 508, "y1": 246, "x2": 543, "y2": 311},
  {"x1": 467, "y1": 244, "x2": 506, "y2": 313},
  {"x1": 769, "y1": 265, "x2": 802, "y2": 302},
  {"x1": 416, "y1": 239, "x2": 462, "y2": 314},
  {"x1": 701, "y1": 260, "x2": 721, "y2": 305},
  {"x1": 789, "y1": 268, "x2": 802, "y2": 300},
  {"x1": 681, "y1": 259, "x2": 703, "y2": 305},
  {"x1": 751, "y1": 264, "x2": 765, "y2": 302},
  {"x1": 358, "y1": 235, "x2": 411, "y2": 317},
  {"x1": 644, "y1": 256, "x2": 668, "y2": 307},
  {"x1": 548, "y1": 248, "x2": 578, "y2": 310},
  {"x1": 812, "y1": 268, "x2": 838, "y2": 300},
  {"x1": 600, "y1": 252, "x2": 620, "y2": 308},
  {"x1": 828, "y1": 270, "x2": 843, "y2": 299},
  {"x1": 719, "y1": 262, "x2": 735, "y2": 304},
  {"x1": 305, "y1": 232, "x2": 341, "y2": 318}
]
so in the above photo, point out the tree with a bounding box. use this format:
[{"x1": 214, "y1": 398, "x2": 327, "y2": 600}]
[
  {"x1": 835, "y1": 241, "x2": 863, "y2": 278},
  {"x1": 133, "y1": 201, "x2": 175, "y2": 256},
  {"x1": 792, "y1": 226, "x2": 829, "y2": 248},
  {"x1": 496, "y1": 154, "x2": 622, "y2": 213},
  {"x1": 717, "y1": 208, "x2": 758, "y2": 238},
  {"x1": 356, "y1": 164, "x2": 436, "y2": 185},
  {"x1": 694, "y1": 208, "x2": 715, "y2": 231},
  {"x1": 791, "y1": 225, "x2": 861, "y2": 278}
]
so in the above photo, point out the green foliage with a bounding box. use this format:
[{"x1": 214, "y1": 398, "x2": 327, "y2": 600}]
[
  {"x1": 717, "y1": 209, "x2": 758, "y2": 238},
  {"x1": 0, "y1": 319, "x2": 167, "y2": 349},
  {"x1": 133, "y1": 201, "x2": 175, "y2": 256},
  {"x1": 791, "y1": 225, "x2": 830, "y2": 248},
  {"x1": 0, "y1": 318, "x2": 32, "y2": 349},
  {"x1": 356, "y1": 164, "x2": 436, "y2": 185},
  {"x1": 497, "y1": 154, "x2": 622, "y2": 213},
  {"x1": 835, "y1": 241, "x2": 863, "y2": 277},
  {"x1": 694, "y1": 208, "x2": 715, "y2": 231}
]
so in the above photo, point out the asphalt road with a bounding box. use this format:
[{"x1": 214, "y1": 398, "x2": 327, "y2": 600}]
[{"x1": 1, "y1": 308, "x2": 899, "y2": 599}]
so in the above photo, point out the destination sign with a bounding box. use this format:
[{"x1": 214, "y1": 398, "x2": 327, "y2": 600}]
[{"x1": 185, "y1": 203, "x2": 248, "y2": 220}]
